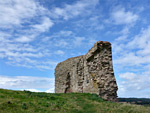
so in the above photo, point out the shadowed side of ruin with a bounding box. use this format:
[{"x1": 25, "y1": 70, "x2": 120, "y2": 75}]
[{"x1": 55, "y1": 41, "x2": 118, "y2": 101}]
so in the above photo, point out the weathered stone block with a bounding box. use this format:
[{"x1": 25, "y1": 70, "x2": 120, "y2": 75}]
[{"x1": 55, "y1": 41, "x2": 118, "y2": 101}]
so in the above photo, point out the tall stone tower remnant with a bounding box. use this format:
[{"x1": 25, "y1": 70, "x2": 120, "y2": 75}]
[{"x1": 55, "y1": 41, "x2": 118, "y2": 101}]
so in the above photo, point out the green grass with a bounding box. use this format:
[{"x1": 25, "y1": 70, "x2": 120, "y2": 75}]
[{"x1": 0, "y1": 89, "x2": 150, "y2": 113}]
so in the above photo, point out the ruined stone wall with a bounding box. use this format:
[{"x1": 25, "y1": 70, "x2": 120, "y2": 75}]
[{"x1": 55, "y1": 41, "x2": 118, "y2": 101}]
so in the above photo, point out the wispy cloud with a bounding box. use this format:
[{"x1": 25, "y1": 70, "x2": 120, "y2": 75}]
[
  {"x1": 111, "y1": 7, "x2": 138, "y2": 25},
  {"x1": 113, "y1": 25, "x2": 150, "y2": 98},
  {"x1": 0, "y1": 0, "x2": 54, "y2": 69},
  {"x1": 0, "y1": 75, "x2": 54, "y2": 89},
  {"x1": 32, "y1": 17, "x2": 53, "y2": 33},
  {"x1": 118, "y1": 71, "x2": 150, "y2": 98},
  {"x1": 73, "y1": 37, "x2": 85, "y2": 46},
  {"x1": 0, "y1": 0, "x2": 46, "y2": 28},
  {"x1": 0, "y1": 0, "x2": 99, "y2": 70},
  {"x1": 51, "y1": 0, "x2": 99, "y2": 20},
  {"x1": 15, "y1": 36, "x2": 35, "y2": 43},
  {"x1": 55, "y1": 50, "x2": 65, "y2": 55},
  {"x1": 114, "y1": 26, "x2": 150, "y2": 66}
]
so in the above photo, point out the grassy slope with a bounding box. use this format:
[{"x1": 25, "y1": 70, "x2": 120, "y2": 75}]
[{"x1": 0, "y1": 89, "x2": 150, "y2": 113}]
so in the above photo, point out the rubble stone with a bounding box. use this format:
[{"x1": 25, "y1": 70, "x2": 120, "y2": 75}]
[{"x1": 55, "y1": 41, "x2": 118, "y2": 101}]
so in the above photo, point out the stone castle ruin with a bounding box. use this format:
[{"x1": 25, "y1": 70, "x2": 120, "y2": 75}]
[{"x1": 55, "y1": 41, "x2": 118, "y2": 101}]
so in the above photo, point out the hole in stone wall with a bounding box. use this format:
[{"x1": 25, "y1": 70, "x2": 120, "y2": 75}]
[
  {"x1": 86, "y1": 80, "x2": 89, "y2": 83},
  {"x1": 65, "y1": 72, "x2": 71, "y2": 93}
]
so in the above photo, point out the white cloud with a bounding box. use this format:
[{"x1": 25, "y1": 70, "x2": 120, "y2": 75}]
[
  {"x1": 0, "y1": 75, "x2": 54, "y2": 89},
  {"x1": 120, "y1": 26, "x2": 129, "y2": 35},
  {"x1": 50, "y1": 30, "x2": 73, "y2": 38},
  {"x1": 88, "y1": 38, "x2": 97, "y2": 46},
  {"x1": 15, "y1": 36, "x2": 34, "y2": 43},
  {"x1": 59, "y1": 31, "x2": 73, "y2": 37},
  {"x1": 55, "y1": 39, "x2": 68, "y2": 47},
  {"x1": 74, "y1": 37, "x2": 85, "y2": 46},
  {"x1": 55, "y1": 50, "x2": 64, "y2": 55},
  {"x1": 114, "y1": 26, "x2": 150, "y2": 66},
  {"x1": 15, "y1": 17, "x2": 54, "y2": 43},
  {"x1": 118, "y1": 72, "x2": 150, "y2": 98},
  {"x1": 24, "y1": 89, "x2": 42, "y2": 92},
  {"x1": 6, "y1": 58, "x2": 58, "y2": 70},
  {"x1": 119, "y1": 72, "x2": 136, "y2": 80},
  {"x1": 3, "y1": 51, "x2": 43, "y2": 58},
  {"x1": 113, "y1": 25, "x2": 150, "y2": 98},
  {"x1": 52, "y1": 0, "x2": 99, "y2": 20},
  {"x1": 0, "y1": 0, "x2": 100, "y2": 70},
  {"x1": 0, "y1": 0, "x2": 46, "y2": 28},
  {"x1": 14, "y1": 88, "x2": 54, "y2": 93},
  {"x1": 111, "y1": 7, "x2": 138, "y2": 25},
  {"x1": 23, "y1": 88, "x2": 54, "y2": 93},
  {"x1": 0, "y1": 0, "x2": 55, "y2": 70},
  {"x1": 35, "y1": 65, "x2": 52, "y2": 70},
  {"x1": 127, "y1": 26, "x2": 150, "y2": 50},
  {"x1": 114, "y1": 53, "x2": 143, "y2": 66},
  {"x1": 45, "y1": 88, "x2": 54, "y2": 93},
  {"x1": 32, "y1": 17, "x2": 53, "y2": 32}
]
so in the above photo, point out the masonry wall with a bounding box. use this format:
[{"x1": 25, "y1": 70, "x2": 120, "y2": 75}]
[{"x1": 55, "y1": 41, "x2": 118, "y2": 101}]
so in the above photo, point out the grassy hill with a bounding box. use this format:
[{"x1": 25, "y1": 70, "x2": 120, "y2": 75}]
[{"x1": 0, "y1": 89, "x2": 150, "y2": 113}]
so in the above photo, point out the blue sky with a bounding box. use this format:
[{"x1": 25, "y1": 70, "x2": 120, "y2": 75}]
[{"x1": 0, "y1": 0, "x2": 150, "y2": 98}]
